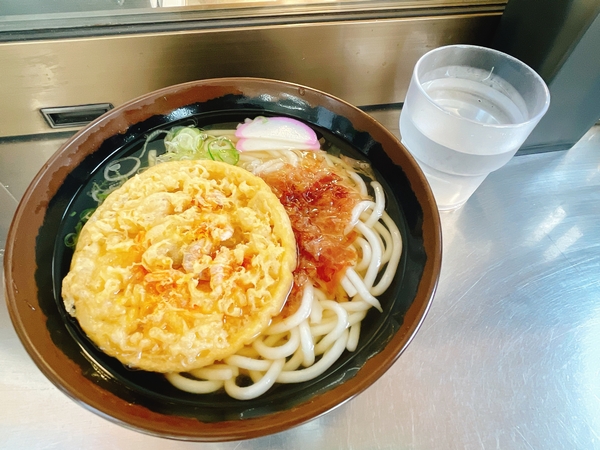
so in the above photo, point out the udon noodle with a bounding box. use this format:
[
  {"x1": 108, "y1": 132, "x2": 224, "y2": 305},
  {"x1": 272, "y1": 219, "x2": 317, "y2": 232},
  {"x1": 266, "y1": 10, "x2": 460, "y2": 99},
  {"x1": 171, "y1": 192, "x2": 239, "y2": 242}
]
[{"x1": 162, "y1": 146, "x2": 403, "y2": 400}]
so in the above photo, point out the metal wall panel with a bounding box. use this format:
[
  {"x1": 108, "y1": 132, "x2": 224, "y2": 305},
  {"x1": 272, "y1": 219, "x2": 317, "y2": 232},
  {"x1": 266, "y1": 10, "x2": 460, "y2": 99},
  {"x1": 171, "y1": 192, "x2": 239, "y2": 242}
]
[
  {"x1": 0, "y1": 13, "x2": 500, "y2": 138},
  {"x1": 493, "y1": 0, "x2": 600, "y2": 152}
]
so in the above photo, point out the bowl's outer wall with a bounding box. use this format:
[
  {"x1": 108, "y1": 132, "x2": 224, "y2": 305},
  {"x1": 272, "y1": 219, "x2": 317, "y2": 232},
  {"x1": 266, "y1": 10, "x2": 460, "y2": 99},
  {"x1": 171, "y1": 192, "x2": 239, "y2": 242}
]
[{"x1": 4, "y1": 77, "x2": 441, "y2": 441}]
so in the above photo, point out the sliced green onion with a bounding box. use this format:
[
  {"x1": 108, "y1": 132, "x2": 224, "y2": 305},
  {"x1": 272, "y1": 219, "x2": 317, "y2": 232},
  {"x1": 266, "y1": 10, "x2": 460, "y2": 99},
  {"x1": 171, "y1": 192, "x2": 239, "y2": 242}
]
[
  {"x1": 64, "y1": 208, "x2": 97, "y2": 248},
  {"x1": 140, "y1": 129, "x2": 169, "y2": 159},
  {"x1": 206, "y1": 137, "x2": 239, "y2": 165},
  {"x1": 90, "y1": 180, "x2": 124, "y2": 203},
  {"x1": 158, "y1": 126, "x2": 212, "y2": 162},
  {"x1": 155, "y1": 127, "x2": 239, "y2": 165},
  {"x1": 64, "y1": 232, "x2": 78, "y2": 248},
  {"x1": 80, "y1": 208, "x2": 96, "y2": 221}
]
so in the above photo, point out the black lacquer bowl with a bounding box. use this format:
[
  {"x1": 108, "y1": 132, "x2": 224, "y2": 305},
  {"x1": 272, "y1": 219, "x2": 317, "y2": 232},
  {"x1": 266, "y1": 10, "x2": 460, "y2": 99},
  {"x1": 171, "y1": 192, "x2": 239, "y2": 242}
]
[{"x1": 4, "y1": 78, "x2": 441, "y2": 441}]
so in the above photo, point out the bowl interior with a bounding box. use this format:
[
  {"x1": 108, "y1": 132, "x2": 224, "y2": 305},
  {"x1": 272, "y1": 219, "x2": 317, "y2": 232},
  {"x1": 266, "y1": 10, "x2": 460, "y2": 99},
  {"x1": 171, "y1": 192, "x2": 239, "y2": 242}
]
[{"x1": 5, "y1": 78, "x2": 441, "y2": 441}]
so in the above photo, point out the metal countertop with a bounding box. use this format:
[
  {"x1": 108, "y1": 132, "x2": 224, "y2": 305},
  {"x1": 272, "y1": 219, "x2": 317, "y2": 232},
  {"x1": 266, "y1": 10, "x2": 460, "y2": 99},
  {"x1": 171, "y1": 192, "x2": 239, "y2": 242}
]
[{"x1": 1, "y1": 118, "x2": 599, "y2": 449}]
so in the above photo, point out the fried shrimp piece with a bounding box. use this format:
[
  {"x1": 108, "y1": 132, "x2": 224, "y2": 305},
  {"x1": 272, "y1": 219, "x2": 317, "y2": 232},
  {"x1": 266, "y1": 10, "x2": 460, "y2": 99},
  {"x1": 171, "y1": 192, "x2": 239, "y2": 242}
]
[{"x1": 62, "y1": 160, "x2": 296, "y2": 373}]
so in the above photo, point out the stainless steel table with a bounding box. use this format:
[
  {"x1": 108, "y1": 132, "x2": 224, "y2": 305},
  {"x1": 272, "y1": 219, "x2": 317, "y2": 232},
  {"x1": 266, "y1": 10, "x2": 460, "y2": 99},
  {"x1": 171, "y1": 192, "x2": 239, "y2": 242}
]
[{"x1": 2, "y1": 119, "x2": 599, "y2": 449}]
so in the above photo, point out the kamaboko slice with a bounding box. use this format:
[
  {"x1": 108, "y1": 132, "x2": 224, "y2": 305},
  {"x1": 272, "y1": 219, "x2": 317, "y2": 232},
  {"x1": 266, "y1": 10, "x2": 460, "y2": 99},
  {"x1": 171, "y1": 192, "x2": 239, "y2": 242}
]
[{"x1": 235, "y1": 117, "x2": 320, "y2": 151}]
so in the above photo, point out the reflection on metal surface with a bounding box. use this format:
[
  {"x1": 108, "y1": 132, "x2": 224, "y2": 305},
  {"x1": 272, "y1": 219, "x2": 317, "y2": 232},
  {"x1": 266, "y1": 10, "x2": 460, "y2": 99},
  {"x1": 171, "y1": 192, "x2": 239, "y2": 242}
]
[
  {"x1": 0, "y1": 134, "x2": 72, "y2": 199},
  {"x1": 157, "y1": 0, "x2": 275, "y2": 5},
  {"x1": 542, "y1": 225, "x2": 583, "y2": 262},
  {"x1": 0, "y1": 183, "x2": 18, "y2": 258},
  {"x1": 0, "y1": 1, "x2": 505, "y2": 34},
  {"x1": 529, "y1": 205, "x2": 567, "y2": 244},
  {"x1": 0, "y1": 13, "x2": 500, "y2": 138}
]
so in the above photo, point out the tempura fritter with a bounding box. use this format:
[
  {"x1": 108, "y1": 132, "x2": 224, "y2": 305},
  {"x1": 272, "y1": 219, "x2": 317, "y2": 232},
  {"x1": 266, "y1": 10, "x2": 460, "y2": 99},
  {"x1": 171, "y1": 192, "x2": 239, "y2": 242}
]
[{"x1": 61, "y1": 160, "x2": 296, "y2": 373}]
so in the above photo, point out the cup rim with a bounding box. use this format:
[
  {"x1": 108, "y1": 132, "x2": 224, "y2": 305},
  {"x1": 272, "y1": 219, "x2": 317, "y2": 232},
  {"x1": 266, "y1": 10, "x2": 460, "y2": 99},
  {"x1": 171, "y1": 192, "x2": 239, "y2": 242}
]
[{"x1": 412, "y1": 44, "x2": 551, "y2": 129}]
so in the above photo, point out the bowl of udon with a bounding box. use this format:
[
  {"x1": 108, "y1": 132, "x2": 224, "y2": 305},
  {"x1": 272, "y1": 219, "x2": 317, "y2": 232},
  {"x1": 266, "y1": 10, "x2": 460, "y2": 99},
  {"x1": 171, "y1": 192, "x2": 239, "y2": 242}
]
[{"x1": 4, "y1": 77, "x2": 441, "y2": 441}]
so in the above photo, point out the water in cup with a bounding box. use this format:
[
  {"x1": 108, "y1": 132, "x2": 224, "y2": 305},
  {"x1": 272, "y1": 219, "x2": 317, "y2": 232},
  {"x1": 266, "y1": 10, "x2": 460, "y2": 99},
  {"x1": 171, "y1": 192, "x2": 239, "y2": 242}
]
[
  {"x1": 401, "y1": 66, "x2": 528, "y2": 209},
  {"x1": 400, "y1": 45, "x2": 550, "y2": 211}
]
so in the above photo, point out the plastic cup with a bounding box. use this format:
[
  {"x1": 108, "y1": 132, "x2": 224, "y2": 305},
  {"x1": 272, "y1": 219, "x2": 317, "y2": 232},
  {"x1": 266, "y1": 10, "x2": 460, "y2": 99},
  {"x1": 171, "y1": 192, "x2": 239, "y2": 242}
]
[{"x1": 399, "y1": 44, "x2": 550, "y2": 211}]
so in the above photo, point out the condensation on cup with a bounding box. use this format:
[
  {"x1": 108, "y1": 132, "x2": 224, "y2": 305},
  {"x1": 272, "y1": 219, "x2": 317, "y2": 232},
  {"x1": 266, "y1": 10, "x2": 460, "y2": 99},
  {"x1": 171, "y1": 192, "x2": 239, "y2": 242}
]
[{"x1": 400, "y1": 44, "x2": 550, "y2": 211}]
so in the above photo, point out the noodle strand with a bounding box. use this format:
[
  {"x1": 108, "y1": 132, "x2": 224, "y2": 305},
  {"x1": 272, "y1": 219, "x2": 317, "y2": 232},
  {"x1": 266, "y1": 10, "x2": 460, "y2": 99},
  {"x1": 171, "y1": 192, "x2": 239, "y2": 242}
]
[
  {"x1": 224, "y1": 358, "x2": 285, "y2": 400},
  {"x1": 253, "y1": 328, "x2": 300, "y2": 360},
  {"x1": 277, "y1": 329, "x2": 350, "y2": 384}
]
